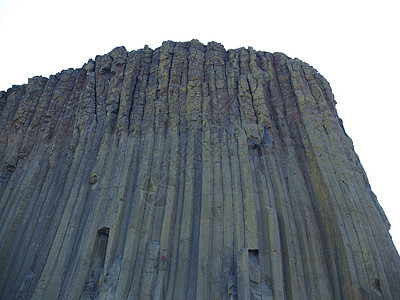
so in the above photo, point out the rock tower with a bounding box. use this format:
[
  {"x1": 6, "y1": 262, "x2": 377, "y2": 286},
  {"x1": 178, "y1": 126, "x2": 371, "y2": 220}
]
[{"x1": 0, "y1": 40, "x2": 399, "y2": 299}]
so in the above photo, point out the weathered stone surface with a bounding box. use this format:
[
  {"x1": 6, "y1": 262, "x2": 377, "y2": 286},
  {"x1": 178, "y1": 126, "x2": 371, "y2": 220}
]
[{"x1": 0, "y1": 40, "x2": 399, "y2": 299}]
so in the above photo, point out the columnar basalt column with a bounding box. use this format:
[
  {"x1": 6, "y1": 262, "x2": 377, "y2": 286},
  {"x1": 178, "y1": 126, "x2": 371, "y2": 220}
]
[{"x1": 0, "y1": 40, "x2": 399, "y2": 299}]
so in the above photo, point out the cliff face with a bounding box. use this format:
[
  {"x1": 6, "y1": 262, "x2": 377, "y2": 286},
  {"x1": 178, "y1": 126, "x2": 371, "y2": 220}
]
[{"x1": 0, "y1": 40, "x2": 399, "y2": 299}]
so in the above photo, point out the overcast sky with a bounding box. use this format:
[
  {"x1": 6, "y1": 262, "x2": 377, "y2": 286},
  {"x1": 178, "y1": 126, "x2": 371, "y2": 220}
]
[{"x1": 1, "y1": 0, "x2": 399, "y2": 251}]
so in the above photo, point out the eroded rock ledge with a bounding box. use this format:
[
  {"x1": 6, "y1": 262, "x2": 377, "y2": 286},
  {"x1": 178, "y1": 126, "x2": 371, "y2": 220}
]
[{"x1": 0, "y1": 40, "x2": 399, "y2": 299}]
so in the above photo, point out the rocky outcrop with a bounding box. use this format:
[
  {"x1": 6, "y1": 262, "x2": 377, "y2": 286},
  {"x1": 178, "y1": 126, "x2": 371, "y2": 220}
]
[{"x1": 0, "y1": 40, "x2": 399, "y2": 299}]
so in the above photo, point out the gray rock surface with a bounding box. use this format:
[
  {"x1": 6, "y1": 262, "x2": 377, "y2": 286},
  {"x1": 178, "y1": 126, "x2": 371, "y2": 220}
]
[{"x1": 0, "y1": 40, "x2": 399, "y2": 299}]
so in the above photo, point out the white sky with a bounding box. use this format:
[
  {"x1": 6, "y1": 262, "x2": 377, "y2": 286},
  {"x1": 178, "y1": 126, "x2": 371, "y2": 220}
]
[{"x1": 0, "y1": 0, "x2": 399, "y2": 252}]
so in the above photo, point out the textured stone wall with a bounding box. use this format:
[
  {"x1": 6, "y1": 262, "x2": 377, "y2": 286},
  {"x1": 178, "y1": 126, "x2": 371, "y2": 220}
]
[{"x1": 0, "y1": 40, "x2": 399, "y2": 299}]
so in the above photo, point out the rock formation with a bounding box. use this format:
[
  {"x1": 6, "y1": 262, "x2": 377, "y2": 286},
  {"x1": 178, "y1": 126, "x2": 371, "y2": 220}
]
[{"x1": 0, "y1": 40, "x2": 399, "y2": 299}]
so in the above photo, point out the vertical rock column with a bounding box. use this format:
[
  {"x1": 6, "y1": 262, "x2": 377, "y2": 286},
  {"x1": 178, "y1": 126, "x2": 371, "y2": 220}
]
[{"x1": 0, "y1": 41, "x2": 399, "y2": 299}]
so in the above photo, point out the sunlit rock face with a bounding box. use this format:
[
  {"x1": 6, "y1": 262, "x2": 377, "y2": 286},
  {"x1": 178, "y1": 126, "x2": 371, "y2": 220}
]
[{"x1": 0, "y1": 40, "x2": 399, "y2": 299}]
